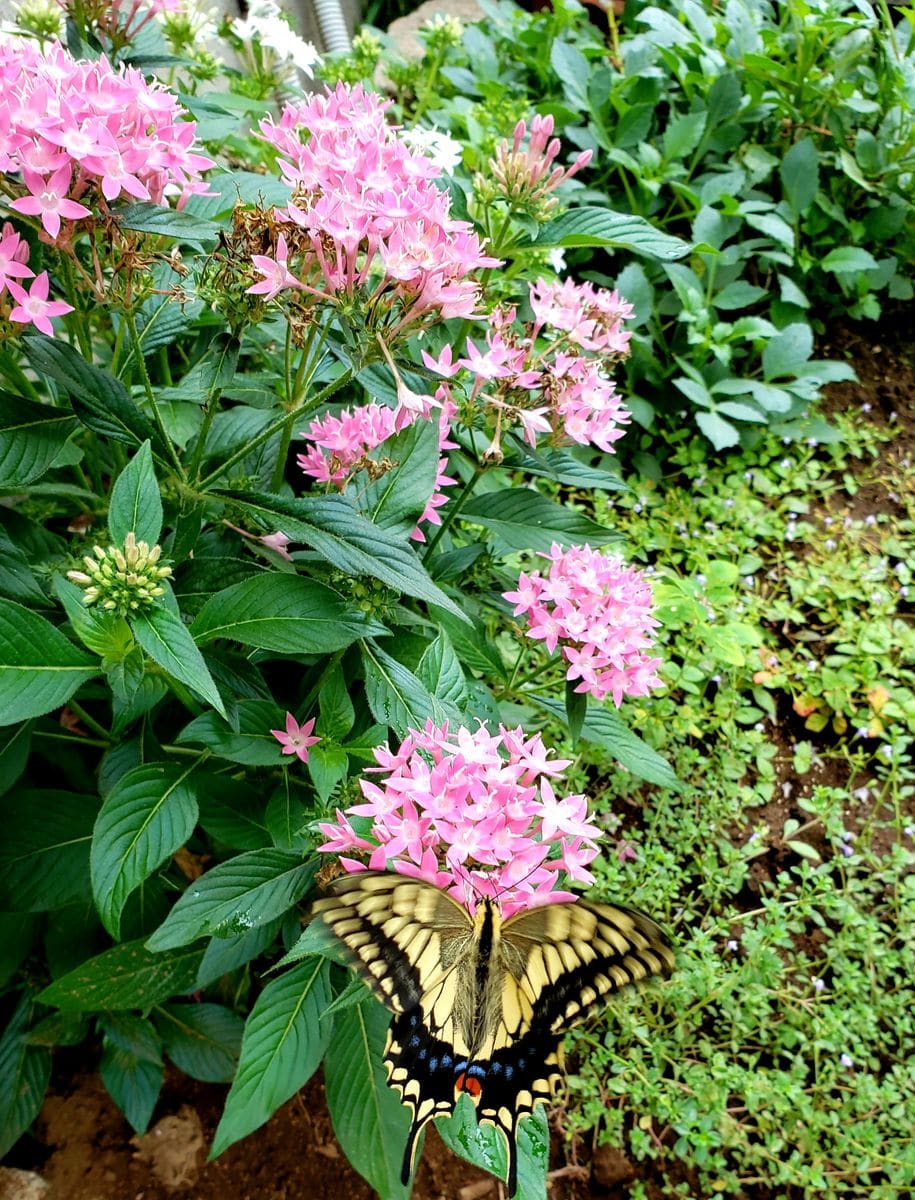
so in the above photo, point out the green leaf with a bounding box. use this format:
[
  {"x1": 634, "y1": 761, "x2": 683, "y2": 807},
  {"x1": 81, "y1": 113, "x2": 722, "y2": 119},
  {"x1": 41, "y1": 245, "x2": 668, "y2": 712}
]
[
  {"x1": 324, "y1": 997, "x2": 411, "y2": 1200},
  {"x1": 177, "y1": 700, "x2": 286, "y2": 766},
  {"x1": 195, "y1": 917, "x2": 284, "y2": 990},
  {"x1": 361, "y1": 640, "x2": 455, "y2": 736},
  {"x1": 210, "y1": 957, "x2": 332, "y2": 1156},
  {"x1": 437, "y1": 1094, "x2": 549, "y2": 1199},
  {"x1": 145, "y1": 849, "x2": 317, "y2": 952},
  {"x1": 536, "y1": 698, "x2": 680, "y2": 789},
  {"x1": 761, "y1": 323, "x2": 813, "y2": 381},
  {"x1": 38, "y1": 940, "x2": 205, "y2": 1011},
  {"x1": 116, "y1": 201, "x2": 220, "y2": 250},
  {"x1": 157, "y1": 1003, "x2": 244, "y2": 1083},
  {"x1": 536, "y1": 208, "x2": 691, "y2": 261},
  {"x1": 131, "y1": 601, "x2": 225, "y2": 716},
  {"x1": 820, "y1": 246, "x2": 880, "y2": 274},
  {"x1": 218, "y1": 491, "x2": 468, "y2": 623},
  {"x1": 0, "y1": 719, "x2": 32, "y2": 797},
  {"x1": 196, "y1": 774, "x2": 271, "y2": 849},
  {"x1": 0, "y1": 996, "x2": 51, "y2": 1158},
  {"x1": 416, "y1": 634, "x2": 467, "y2": 712},
  {"x1": 363, "y1": 418, "x2": 442, "y2": 535},
  {"x1": 100, "y1": 1031, "x2": 163, "y2": 1133},
  {"x1": 565, "y1": 678, "x2": 587, "y2": 746},
  {"x1": 462, "y1": 489, "x2": 617, "y2": 553},
  {"x1": 780, "y1": 137, "x2": 819, "y2": 216},
  {"x1": 108, "y1": 441, "x2": 163, "y2": 546},
  {"x1": 0, "y1": 788, "x2": 96, "y2": 911},
  {"x1": 265, "y1": 783, "x2": 310, "y2": 851},
  {"x1": 662, "y1": 111, "x2": 707, "y2": 161},
  {"x1": 21, "y1": 336, "x2": 166, "y2": 457},
  {"x1": 696, "y1": 411, "x2": 740, "y2": 449},
  {"x1": 191, "y1": 573, "x2": 383, "y2": 653},
  {"x1": 91, "y1": 762, "x2": 200, "y2": 939},
  {"x1": 0, "y1": 528, "x2": 46, "y2": 606},
  {"x1": 317, "y1": 661, "x2": 355, "y2": 740},
  {"x1": 307, "y1": 741, "x2": 349, "y2": 805},
  {"x1": 0, "y1": 598, "x2": 98, "y2": 725},
  {"x1": 550, "y1": 40, "x2": 589, "y2": 109},
  {"x1": 0, "y1": 394, "x2": 77, "y2": 486},
  {"x1": 0, "y1": 910, "x2": 37, "y2": 986}
]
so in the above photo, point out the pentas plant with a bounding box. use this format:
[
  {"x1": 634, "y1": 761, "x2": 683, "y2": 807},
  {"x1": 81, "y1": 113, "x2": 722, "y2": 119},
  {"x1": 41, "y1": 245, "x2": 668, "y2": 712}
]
[
  {"x1": 422, "y1": 277, "x2": 633, "y2": 459},
  {"x1": 246, "y1": 83, "x2": 500, "y2": 345},
  {"x1": 318, "y1": 721, "x2": 602, "y2": 918},
  {"x1": 504, "y1": 543, "x2": 663, "y2": 705}
]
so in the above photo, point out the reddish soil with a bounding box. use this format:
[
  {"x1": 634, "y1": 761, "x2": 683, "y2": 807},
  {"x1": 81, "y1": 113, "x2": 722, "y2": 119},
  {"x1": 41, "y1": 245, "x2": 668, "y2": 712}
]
[{"x1": 3, "y1": 315, "x2": 913, "y2": 1200}]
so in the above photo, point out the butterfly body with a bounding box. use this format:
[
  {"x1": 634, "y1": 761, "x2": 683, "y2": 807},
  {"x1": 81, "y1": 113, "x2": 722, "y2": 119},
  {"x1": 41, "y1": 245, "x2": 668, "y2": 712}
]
[{"x1": 313, "y1": 872, "x2": 673, "y2": 1195}]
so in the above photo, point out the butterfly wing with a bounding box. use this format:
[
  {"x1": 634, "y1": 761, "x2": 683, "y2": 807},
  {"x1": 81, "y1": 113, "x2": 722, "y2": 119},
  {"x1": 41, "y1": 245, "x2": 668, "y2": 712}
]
[
  {"x1": 313, "y1": 873, "x2": 476, "y2": 1182},
  {"x1": 466, "y1": 897, "x2": 674, "y2": 1194}
]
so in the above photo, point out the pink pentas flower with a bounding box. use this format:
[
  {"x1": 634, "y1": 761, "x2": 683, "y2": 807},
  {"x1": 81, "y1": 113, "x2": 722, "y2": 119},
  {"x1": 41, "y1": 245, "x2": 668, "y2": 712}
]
[
  {"x1": 0, "y1": 224, "x2": 34, "y2": 292},
  {"x1": 318, "y1": 720, "x2": 604, "y2": 917},
  {"x1": 6, "y1": 272, "x2": 74, "y2": 336},
  {"x1": 0, "y1": 37, "x2": 212, "y2": 243},
  {"x1": 254, "y1": 83, "x2": 499, "y2": 336},
  {"x1": 271, "y1": 713, "x2": 320, "y2": 764},
  {"x1": 504, "y1": 543, "x2": 663, "y2": 706},
  {"x1": 10, "y1": 166, "x2": 92, "y2": 239}
]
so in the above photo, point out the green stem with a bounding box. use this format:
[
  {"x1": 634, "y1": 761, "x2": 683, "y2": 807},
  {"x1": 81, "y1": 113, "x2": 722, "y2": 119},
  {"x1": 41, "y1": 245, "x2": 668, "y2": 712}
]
[
  {"x1": 422, "y1": 461, "x2": 485, "y2": 558},
  {"x1": 123, "y1": 306, "x2": 185, "y2": 477},
  {"x1": 269, "y1": 320, "x2": 329, "y2": 493},
  {"x1": 198, "y1": 366, "x2": 354, "y2": 492},
  {"x1": 58, "y1": 256, "x2": 93, "y2": 360},
  {"x1": 65, "y1": 699, "x2": 111, "y2": 740}
]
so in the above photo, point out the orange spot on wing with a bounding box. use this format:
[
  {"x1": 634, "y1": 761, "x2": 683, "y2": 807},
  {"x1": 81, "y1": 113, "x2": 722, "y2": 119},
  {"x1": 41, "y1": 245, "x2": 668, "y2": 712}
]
[{"x1": 455, "y1": 1073, "x2": 483, "y2": 1101}]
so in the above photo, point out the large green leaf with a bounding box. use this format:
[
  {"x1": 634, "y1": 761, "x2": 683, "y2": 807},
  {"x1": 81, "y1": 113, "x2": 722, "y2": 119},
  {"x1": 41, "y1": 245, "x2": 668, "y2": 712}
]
[
  {"x1": 0, "y1": 394, "x2": 77, "y2": 486},
  {"x1": 99, "y1": 1014, "x2": 163, "y2": 1133},
  {"x1": 361, "y1": 640, "x2": 456, "y2": 736},
  {"x1": 191, "y1": 573, "x2": 384, "y2": 653},
  {"x1": 131, "y1": 601, "x2": 225, "y2": 716},
  {"x1": 210, "y1": 956, "x2": 332, "y2": 1156},
  {"x1": 145, "y1": 849, "x2": 316, "y2": 951},
  {"x1": 194, "y1": 917, "x2": 284, "y2": 990},
  {"x1": 91, "y1": 762, "x2": 200, "y2": 938},
  {"x1": 362, "y1": 418, "x2": 441, "y2": 535},
  {"x1": 0, "y1": 598, "x2": 98, "y2": 725},
  {"x1": 21, "y1": 335, "x2": 166, "y2": 456},
  {"x1": 156, "y1": 1002, "x2": 244, "y2": 1083},
  {"x1": 0, "y1": 788, "x2": 97, "y2": 911},
  {"x1": 536, "y1": 208, "x2": 691, "y2": 260},
  {"x1": 0, "y1": 527, "x2": 46, "y2": 606},
  {"x1": 217, "y1": 491, "x2": 467, "y2": 621},
  {"x1": 0, "y1": 996, "x2": 51, "y2": 1157},
  {"x1": 324, "y1": 997, "x2": 412, "y2": 1200},
  {"x1": 116, "y1": 201, "x2": 221, "y2": 249},
  {"x1": 176, "y1": 700, "x2": 287, "y2": 766},
  {"x1": 37, "y1": 940, "x2": 205, "y2": 1011},
  {"x1": 462, "y1": 489, "x2": 617, "y2": 553},
  {"x1": 108, "y1": 441, "x2": 163, "y2": 546},
  {"x1": 436, "y1": 1095, "x2": 549, "y2": 1198},
  {"x1": 536, "y1": 697, "x2": 680, "y2": 789},
  {"x1": 0, "y1": 719, "x2": 32, "y2": 797}
]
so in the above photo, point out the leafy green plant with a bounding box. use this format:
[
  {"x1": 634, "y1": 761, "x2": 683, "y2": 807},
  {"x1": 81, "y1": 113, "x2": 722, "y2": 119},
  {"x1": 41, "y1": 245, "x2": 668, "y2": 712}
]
[{"x1": 333, "y1": 0, "x2": 915, "y2": 447}]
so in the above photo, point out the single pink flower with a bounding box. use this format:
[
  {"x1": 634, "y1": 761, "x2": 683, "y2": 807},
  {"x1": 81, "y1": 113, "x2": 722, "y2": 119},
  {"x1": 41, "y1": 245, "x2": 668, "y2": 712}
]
[
  {"x1": 271, "y1": 712, "x2": 320, "y2": 763},
  {"x1": 6, "y1": 272, "x2": 74, "y2": 336},
  {"x1": 11, "y1": 165, "x2": 92, "y2": 239}
]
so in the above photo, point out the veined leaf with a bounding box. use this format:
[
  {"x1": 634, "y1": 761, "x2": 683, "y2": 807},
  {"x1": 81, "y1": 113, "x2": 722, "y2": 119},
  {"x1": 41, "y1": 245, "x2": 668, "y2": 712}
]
[
  {"x1": 0, "y1": 788, "x2": 97, "y2": 912},
  {"x1": 0, "y1": 394, "x2": 77, "y2": 487},
  {"x1": 210, "y1": 957, "x2": 332, "y2": 1156},
  {"x1": 108, "y1": 441, "x2": 163, "y2": 546},
  {"x1": 157, "y1": 1002, "x2": 244, "y2": 1083},
  {"x1": 131, "y1": 601, "x2": 225, "y2": 717},
  {"x1": 0, "y1": 996, "x2": 51, "y2": 1157},
  {"x1": 0, "y1": 598, "x2": 98, "y2": 725},
  {"x1": 38, "y1": 940, "x2": 205, "y2": 1011},
  {"x1": 462, "y1": 489, "x2": 617, "y2": 553},
  {"x1": 536, "y1": 208, "x2": 691, "y2": 261}
]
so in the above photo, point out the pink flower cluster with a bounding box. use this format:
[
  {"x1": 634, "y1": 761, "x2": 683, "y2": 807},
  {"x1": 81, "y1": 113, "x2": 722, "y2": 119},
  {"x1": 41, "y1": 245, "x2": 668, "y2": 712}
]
[
  {"x1": 422, "y1": 278, "x2": 633, "y2": 454},
  {"x1": 504, "y1": 543, "x2": 663, "y2": 706},
  {"x1": 0, "y1": 37, "x2": 213, "y2": 243},
  {"x1": 0, "y1": 221, "x2": 73, "y2": 335},
  {"x1": 490, "y1": 114, "x2": 592, "y2": 215},
  {"x1": 318, "y1": 721, "x2": 603, "y2": 916},
  {"x1": 297, "y1": 392, "x2": 457, "y2": 542},
  {"x1": 251, "y1": 83, "x2": 499, "y2": 331}
]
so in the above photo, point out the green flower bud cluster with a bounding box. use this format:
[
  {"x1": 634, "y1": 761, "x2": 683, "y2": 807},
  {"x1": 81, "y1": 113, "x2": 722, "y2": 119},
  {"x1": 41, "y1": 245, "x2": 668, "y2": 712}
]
[{"x1": 68, "y1": 532, "x2": 172, "y2": 615}]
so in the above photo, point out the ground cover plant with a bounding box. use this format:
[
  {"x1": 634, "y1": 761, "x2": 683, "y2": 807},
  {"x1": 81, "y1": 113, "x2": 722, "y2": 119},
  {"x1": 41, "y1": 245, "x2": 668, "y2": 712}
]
[{"x1": 0, "y1": 1, "x2": 913, "y2": 1199}]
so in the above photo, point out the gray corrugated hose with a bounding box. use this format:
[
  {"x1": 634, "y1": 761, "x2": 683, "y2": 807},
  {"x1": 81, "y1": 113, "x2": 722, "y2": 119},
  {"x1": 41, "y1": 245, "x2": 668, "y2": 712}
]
[{"x1": 312, "y1": 0, "x2": 351, "y2": 53}]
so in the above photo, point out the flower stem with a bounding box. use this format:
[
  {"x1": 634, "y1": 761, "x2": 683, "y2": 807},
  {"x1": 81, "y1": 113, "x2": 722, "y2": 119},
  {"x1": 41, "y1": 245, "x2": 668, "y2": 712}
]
[
  {"x1": 422, "y1": 461, "x2": 484, "y2": 558},
  {"x1": 123, "y1": 306, "x2": 185, "y2": 477},
  {"x1": 198, "y1": 366, "x2": 354, "y2": 492}
]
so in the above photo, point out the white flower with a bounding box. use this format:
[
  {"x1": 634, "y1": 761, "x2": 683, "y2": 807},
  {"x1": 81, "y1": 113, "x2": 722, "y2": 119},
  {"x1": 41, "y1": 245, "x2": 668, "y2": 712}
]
[
  {"x1": 546, "y1": 246, "x2": 567, "y2": 273},
  {"x1": 400, "y1": 126, "x2": 464, "y2": 174}
]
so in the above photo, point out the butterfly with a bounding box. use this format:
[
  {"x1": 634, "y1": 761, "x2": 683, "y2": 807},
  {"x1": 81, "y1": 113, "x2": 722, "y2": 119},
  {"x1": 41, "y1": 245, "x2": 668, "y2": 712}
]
[{"x1": 313, "y1": 871, "x2": 674, "y2": 1195}]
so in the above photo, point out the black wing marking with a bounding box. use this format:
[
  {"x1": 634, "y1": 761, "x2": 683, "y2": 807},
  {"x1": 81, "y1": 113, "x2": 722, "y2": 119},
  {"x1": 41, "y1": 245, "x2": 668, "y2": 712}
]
[{"x1": 312, "y1": 871, "x2": 472, "y2": 1014}]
